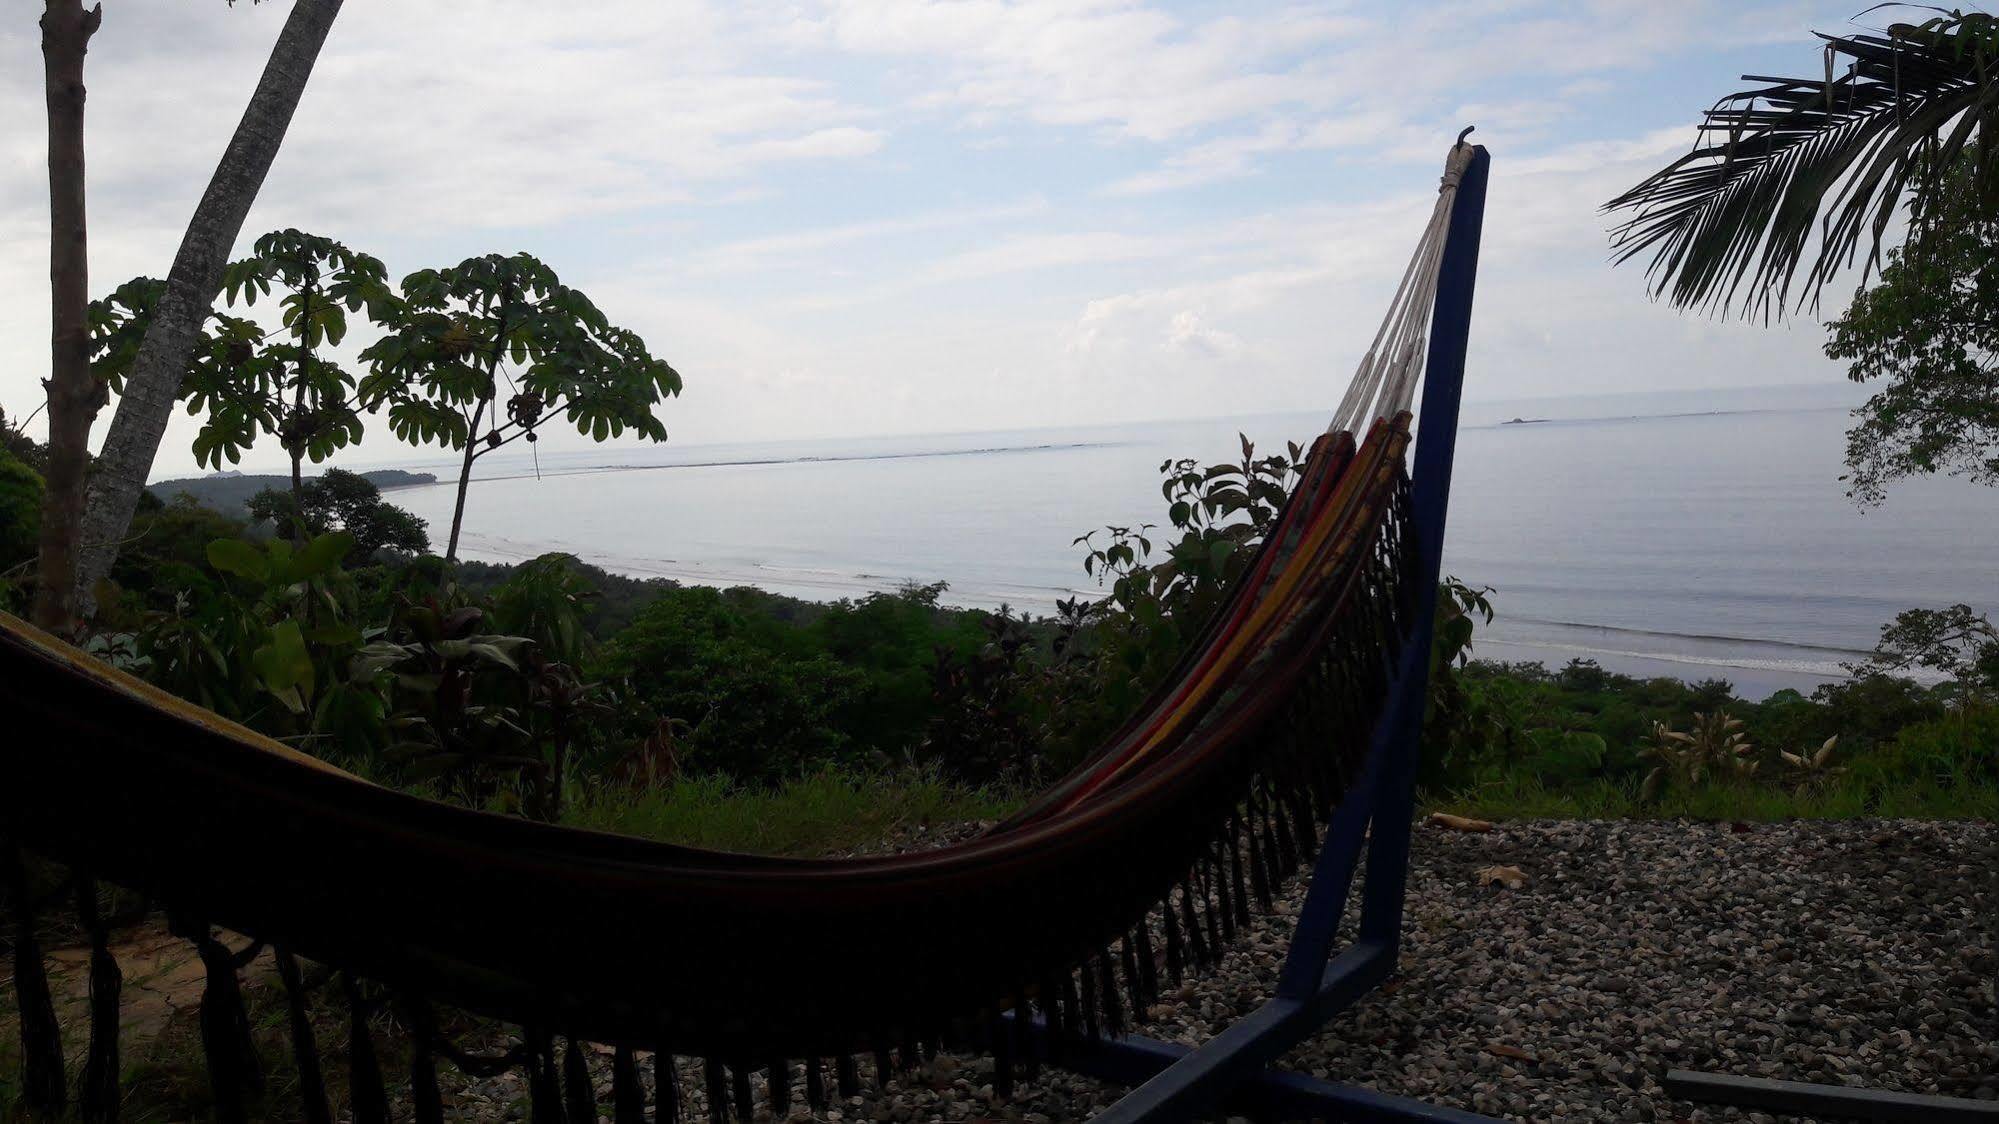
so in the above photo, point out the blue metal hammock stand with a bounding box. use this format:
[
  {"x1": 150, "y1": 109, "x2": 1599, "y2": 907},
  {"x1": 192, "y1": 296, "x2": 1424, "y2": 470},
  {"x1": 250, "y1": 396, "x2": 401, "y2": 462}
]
[{"x1": 1019, "y1": 142, "x2": 1500, "y2": 1124}]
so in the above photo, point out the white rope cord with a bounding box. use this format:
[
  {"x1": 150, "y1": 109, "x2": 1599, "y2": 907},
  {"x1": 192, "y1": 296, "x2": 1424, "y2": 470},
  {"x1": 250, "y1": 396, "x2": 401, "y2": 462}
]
[{"x1": 1328, "y1": 141, "x2": 1475, "y2": 436}]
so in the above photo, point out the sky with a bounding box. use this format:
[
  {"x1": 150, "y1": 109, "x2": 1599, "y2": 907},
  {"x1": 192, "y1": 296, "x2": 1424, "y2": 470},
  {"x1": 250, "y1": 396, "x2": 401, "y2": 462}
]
[{"x1": 0, "y1": 0, "x2": 1866, "y2": 478}]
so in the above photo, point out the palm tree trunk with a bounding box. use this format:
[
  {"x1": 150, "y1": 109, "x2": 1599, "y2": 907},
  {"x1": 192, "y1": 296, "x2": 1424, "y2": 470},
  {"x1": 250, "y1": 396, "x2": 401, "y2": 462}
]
[
  {"x1": 31, "y1": 0, "x2": 103, "y2": 633},
  {"x1": 72, "y1": 0, "x2": 344, "y2": 614}
]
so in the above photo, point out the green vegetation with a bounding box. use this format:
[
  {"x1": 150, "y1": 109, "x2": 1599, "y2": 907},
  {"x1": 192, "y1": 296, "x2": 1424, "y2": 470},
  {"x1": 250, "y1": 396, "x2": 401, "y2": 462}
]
[
  {"x1": 563, "y1": 768, "x2": 1015, "y2": 856},
  {"x1": 245, "y1": 468, "x2": 428, "y2": 559},
  {"x1": 1421, "y1": 655, "x2": 1999, "y2": 822},
  {"x1": 1608, "y1": 9, "x2": 1998, "y2": 319},
  {"x1": 70, "y1": 232, "x2": 681, "y2": 593},
  {"x1": 199, "y1": 231, "x2": 393, "y2": 496},
  {"x1": 144, "y1": 468, "x2": 436, "y2": 516},
  {"x1": 1611, "y1": 16, "x2": 1999, "y2": 510},
  {"x1": 2, "y1": 412, "x2": 1991, "y2": 848},
  {"x1": 0, "y1": 446, "x2": 41, "y2": 611},
  {"x1": 1828, "y1": 152, "x2": 1999, "y2": 505},
  {"x1": 356, "y1": 251, "x2": 682, "y2": 562},
  {"x1": 1433, "y1": 766, "x2": 1999, "y2": 823}
]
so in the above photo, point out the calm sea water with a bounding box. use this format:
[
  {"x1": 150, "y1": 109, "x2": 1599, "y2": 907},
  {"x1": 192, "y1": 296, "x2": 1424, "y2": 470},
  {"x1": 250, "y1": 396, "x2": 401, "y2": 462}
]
[{"x1": 375, "y1": 383, "x2": 1998, "y2": 699}]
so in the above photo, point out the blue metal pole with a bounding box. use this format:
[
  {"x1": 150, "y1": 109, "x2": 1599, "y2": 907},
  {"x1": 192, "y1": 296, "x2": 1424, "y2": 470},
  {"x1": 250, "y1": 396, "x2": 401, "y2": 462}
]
[{"x1": 1359, "y1": 142, "x2": 1488, "y2": 953}]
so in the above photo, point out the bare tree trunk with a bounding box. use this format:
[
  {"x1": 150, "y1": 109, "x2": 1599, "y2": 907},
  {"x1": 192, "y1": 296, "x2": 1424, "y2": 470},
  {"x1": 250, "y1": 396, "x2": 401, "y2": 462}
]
[
  {"x1": 287, "y1": 280, "x2": 312, "y2": 513},
  {"x1": 444, "y1": 396, "x2": 487, "y2": 565},
  {"x1": 31, "y1": 0, "x2": 103, "y2": 632},
  {"x1": 444, "y1": 299, "x2": 512, "y2": 565},
  {"x1": 72, "y1": 0, "x2": 344, "y2": 613}
]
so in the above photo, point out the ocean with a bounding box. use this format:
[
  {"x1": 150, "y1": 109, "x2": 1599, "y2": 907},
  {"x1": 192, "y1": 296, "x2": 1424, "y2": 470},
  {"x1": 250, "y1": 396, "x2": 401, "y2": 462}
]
[{"x1": 377, "y1": 382, "x2": 1999, "y2": 699}]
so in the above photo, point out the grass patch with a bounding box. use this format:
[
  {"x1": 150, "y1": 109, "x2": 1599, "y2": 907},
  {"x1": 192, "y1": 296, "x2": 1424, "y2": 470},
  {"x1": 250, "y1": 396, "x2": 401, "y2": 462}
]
[
  {"x1": 561, "y1": 768, "x2": 1022, "y2": 856},
  {"x1": 1429, "y1": 775, "x2": 1999, "y2": 822}
]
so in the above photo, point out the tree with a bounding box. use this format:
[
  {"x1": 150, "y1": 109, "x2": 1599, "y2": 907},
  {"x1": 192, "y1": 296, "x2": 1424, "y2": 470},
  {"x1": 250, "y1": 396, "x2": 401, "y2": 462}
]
[
  {"x1": 1825, "y1": 158, "x2": 1999, "y2": 504},
  {"x1": 87, "y1": 273, "x2": 265, "y2": 460},
  {"x1": 73, "y1": 0, "x2": 345, "y2": 616},
  {"x1": 246, "y1": 468, "x2": 428, "y2": 560},
  {"x1": 1, "y1": 405, "x2": 51, "y2": 474},
  {"x1": 1606, "y1": 9, "x2": 1999, "y2": 513},
  {"x1": 32, "y1": 0, "x2": 103, "y2": 632},
  {"x1": 595, "y1": 586, "x2": 867, "y2": 781},
  {"x1": 358, "y1": 253, "x2": 682, "y2": 563},
  {"x1": 213, "y1": 229, "x2": 393, "y2": 502},
  {"x1": 1605, "y1": 10, "x2": 1998, "y2": 318},
  {"x1": 1854, "y1": 603, "x2": 1999, "y2": 704},
  {"x1": 1, "y1": 449, "x2": 44, "y2": 610}
]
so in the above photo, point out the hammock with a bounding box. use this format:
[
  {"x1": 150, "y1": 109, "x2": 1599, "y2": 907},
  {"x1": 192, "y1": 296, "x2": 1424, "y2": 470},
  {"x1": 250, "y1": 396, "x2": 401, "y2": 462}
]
[{"x1": 1, "y1": 140, "x2": 1487, "y2": 1124}]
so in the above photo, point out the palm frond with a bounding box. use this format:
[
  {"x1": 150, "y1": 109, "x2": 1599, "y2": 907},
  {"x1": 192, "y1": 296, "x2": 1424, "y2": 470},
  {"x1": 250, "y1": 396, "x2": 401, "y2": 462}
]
[{"x1": 1605, "y1": 9, "x2": 1999, "y2": 318}]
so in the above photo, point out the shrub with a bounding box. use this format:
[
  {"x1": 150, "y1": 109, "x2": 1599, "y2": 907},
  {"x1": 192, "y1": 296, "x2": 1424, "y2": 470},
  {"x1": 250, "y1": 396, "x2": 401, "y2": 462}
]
[
  {"x1": 1862, "y1": 707, "x2": 1999, "y2": 790},
  {"x1": 106, "y1": 494, "x2": 248, "y2": 614},
  {"x1": 1556, "y1": 658, "x2": 1613, "y2": 693},
  {"x1": 0, "y1": 447, "x2": 42, "y2": 610},
  {"x1": 488, "y1": 552, "x2": 599, "y2": 665},
  {"x1": 807, "y1": 582, "x2": 986, "y2": 761},
  {"x1": 1810, "y1": 672, "x2": 1948, "y2": 752},
  {"x1": 1640, "y1": 710, "x2": 1759, "y2": 800},
  {"x1": 595, "y1": 586, "x2": 869, "y2": 782}
]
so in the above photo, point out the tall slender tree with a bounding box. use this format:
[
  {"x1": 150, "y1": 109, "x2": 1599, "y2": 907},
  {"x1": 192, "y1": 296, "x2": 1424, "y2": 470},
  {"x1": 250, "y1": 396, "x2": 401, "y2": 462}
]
[
  {"x1": 32, "y1": 0, "x2": 103, "y2": 632},
  {"x1": 71, "y1": 0, "x2": 344, "y2": 615},
  {"x1": 359, "y1": 254, "x2": 682, "y2": 564}
]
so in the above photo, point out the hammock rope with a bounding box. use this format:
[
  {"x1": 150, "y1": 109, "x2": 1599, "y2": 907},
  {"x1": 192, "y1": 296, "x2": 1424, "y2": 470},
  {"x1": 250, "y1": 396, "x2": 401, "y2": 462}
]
[
  {"x1": 1332, "y1": 141, "x2": 1476, "y2": 436},
  {"x1": 0, "y1": 139, "x2": 1482, "y2": 1124}
]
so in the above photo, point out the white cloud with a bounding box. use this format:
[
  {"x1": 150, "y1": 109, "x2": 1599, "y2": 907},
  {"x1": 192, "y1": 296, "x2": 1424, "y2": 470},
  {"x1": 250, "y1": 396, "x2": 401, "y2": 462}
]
[
  {"x1": 681, "y1": 197, "x2": 1049, "y2": 274},
  {"x1": 1103, "y1": 111, "x2": 1401, "y2": 195},
  {"x1": 1164, "y1": 309, "x2": 1244, "y2": 357},
  {"x1": 0, "y1": 4, "x2": 890, "y2": 244},
  {"x1": 786, "y1": 0, "x2": 1366, "y2": 140},
  {"x1": 0, "y1": 0, "x2": 1871, "y2": 476},
  {"x1": 922, "y1": 230, "x2": 1164, "y2": 282}
]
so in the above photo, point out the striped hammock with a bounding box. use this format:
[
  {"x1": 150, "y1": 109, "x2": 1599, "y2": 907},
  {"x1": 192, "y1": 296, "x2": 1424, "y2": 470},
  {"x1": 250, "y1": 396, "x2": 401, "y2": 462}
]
[{"x1": 0, "y1": 142, "x2": 1479, "y2": 1124}]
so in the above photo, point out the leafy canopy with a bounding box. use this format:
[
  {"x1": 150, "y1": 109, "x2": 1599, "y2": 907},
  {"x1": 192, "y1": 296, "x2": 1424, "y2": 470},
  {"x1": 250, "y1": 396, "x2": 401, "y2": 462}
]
[
  {"x1": 1826, "y1": 153, "x2": 1999, "y2": 504},
  {"x1": 1606, "y1": 9, "x2": 1999, "y2": 318},
  {"x1": 1853, "y1": 603, "x2": 1999, "y2": 704},
  {"x1": 246, "y1": 467, "x2": 430, "y2": 560},
  {"x1": 358, "y1": 252, "x2": 682, "y2": 456},
  {"x1": 201, "y1": 229, "x2": 395, "y2": 471},
  {"x1": 88, "y1": 277, "x2": 266, "y2": 468}
]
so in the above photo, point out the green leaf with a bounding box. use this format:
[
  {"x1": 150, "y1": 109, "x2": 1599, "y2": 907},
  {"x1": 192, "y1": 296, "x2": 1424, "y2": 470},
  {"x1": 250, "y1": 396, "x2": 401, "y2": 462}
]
[
  {"x1": 292, "y1": 532, "x2": 355, "y2": 578},
  {"x1": 463, "y1": 641, "x2": 523, "y2": 669},
  {"x1": 251, "y1": 619, "x2": 315, "y2": 708},
  {"x1": 306, "y1": 623, "x2": 363, "y2": 647},
  {"x1": 206, "y1": 537, "x2": 269, "y2": 581},
  {"x1": 1207, "y1": 538, "x2": 1236, "y2": 571}
]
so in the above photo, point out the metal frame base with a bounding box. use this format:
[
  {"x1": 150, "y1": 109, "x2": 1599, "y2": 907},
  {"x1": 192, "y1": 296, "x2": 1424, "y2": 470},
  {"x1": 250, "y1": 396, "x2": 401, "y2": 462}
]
[{"x1": 1015, "y1": 943, "x2": 1495, "y2": 1123}]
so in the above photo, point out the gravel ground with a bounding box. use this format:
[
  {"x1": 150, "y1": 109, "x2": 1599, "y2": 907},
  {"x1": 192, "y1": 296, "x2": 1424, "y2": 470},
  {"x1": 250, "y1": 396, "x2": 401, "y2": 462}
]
[{"x1": 453, "y1": 818, "x2": 1996, "y2": 1122}]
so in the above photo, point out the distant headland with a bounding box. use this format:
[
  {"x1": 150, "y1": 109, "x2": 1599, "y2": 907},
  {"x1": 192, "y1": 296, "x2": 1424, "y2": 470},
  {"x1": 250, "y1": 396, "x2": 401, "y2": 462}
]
[{"x1": 147, "y1": 468, "x2": 437, "y2": 515}]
